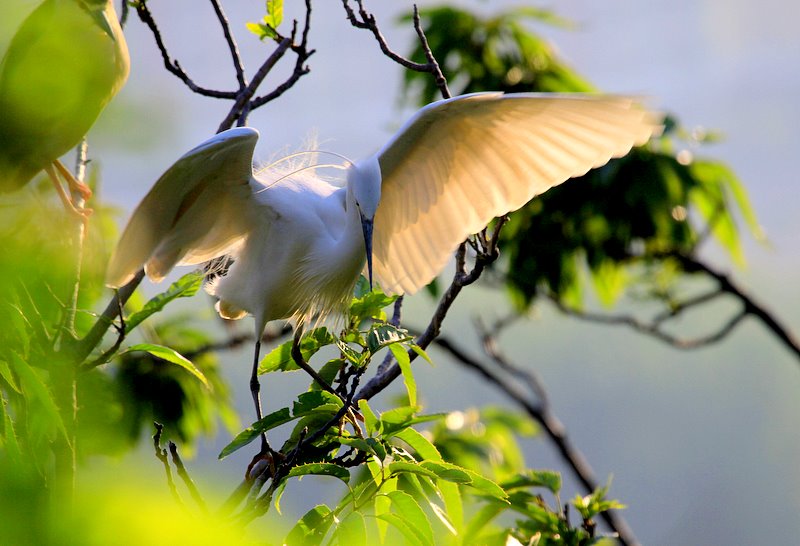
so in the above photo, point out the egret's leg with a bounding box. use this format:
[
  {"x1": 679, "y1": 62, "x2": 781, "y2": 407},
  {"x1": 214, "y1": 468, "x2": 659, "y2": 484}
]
[
  {"x1": 250, "y1": 337, "x2": 269, "y2": 453},
  {"x1": 54, "y1": 159, "x2": 93, "y2": 201},
  {"x1": 290, "y1": 328, "x2": 337, "y2": 395},
  {"x1": 44, "y1": 164, "x2": 92, "y2": 230}
]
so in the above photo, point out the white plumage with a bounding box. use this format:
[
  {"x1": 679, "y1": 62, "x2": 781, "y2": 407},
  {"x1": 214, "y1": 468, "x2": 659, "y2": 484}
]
[{"x1": 108, "y1": 93, "x2": 658, "y2": 332}]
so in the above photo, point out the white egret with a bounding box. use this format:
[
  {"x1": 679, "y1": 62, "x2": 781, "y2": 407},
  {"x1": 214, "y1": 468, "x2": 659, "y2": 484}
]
[
  {"x1": 107, "y1": 92, "x2": 659, "y2": 426},
  {"x1": 0, "y1": 0, "x2": 129, "y2": 219}
]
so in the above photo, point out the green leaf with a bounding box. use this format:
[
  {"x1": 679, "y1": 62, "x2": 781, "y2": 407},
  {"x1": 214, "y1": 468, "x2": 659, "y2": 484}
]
[
  {"x1": 293, "y1": 390, "x2": 343, "y2": 415},
  {"x1": 358, "y1": 399, "x2": 380, "y2": 435},
  {"x1": 409, "y1": 343, "x2": 433, "y2": 365},
  {"x1": 462, "y1": 502, "x2": 508, "y2": 543},
  {"x1": 218, "y1": 407, "x2": 292, "y2": 459},
  {"x1": 349, "y1": 286, "x2": 396, "y2": 323},
  {"x1": 503, "y1": 469, "x2": 562, "y2": 495},
  {"x1": 333, "y1": 511, "x2": 367, "y2": 546},
  {"x1": 8, "y1": 352, "x2": 67, "y2": 440},
  {"x1": 265, "y1": 0, "x2": 284, "y2": 29},
  {"x1": 1, "y1": 399, "x2": 23, "y2": 464},
  {"x1": 0, "y1": 359, "x2": 21, "y2": 394},
  {"x1": 258, "y1": 328, "x2": 335, "y2": 374},
  {"x1": 287, "y1": 462, "x2": 350, "y2": 484},
  {"x1": 387, "y1": 461, "x2": 439, "y2": 481},
  {"x1": 390, "y1": 343, "x2": 416, "y2": 406},
  {"x1": 124, "y1": 271, "x2": 203, "y2": 332},
  {"x1": 385, "y1": 490, "x2": 434, "y2": 546},
  {"x1": 393, "y1": 427, "x2": 441, "y2": 461},
  {"x1": 124, "y1": 344, "x2": 209, "y2": 388},
  {"x1": 379, "y1": 405, "x2": 420, "y2": 436},
  {"x1": 421, "y1": 461, "x2": 509, "y2": 501},
  {"x1": 284, "y1": 504, "x2": 333, "y2": 546},
  {"x1": 366, "y1": 324, "x2": 412, "y2": 354},
  {"x1": 418, "y1": 461, "x2": 471, "y2": 484}
]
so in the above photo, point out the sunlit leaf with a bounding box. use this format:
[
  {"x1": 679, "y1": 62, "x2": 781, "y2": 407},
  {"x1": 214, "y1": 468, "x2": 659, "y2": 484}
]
[
  {"x1": 8, "y1": 352, "x2": 67, "y2": 440},
  {"x1": 124, "y1": 344, "x2": 209, "y2": 389},
  {"x1": 367, "y1": 323, "x2": 412, "y2": 354},
  {"x1": 358, "y1": 399, "x2": 379, "y2": 435},
  {"x1": 390, "y1": 343, "x2": 416, "y2": 406},
  {"x1": 384, "y1": 490, "x2": 435, "y2": 546},
  {"x1": 0, "y1": 360, "x2": 22, "y2": 394},
  {"x1": 284, "y1": 504, "x2": 333, "y2": 546},
  {"x1": 503, "y1": 469, "x2": 562, "y2": 495},
  {"x1": 287, "y1": 462, "x2": 350, "y2": 484},
  {"x1": 124, "y1": 272, "x2": 203, "y2": 332},
  {"x1": 394, "y1": 427, "x2": 441, "y2": 461},
  {"x1": 265, "y1": 0, "x2": 284, "y2": 29},
  {"x1": 258, "y1": 328, "x2": 335, "y2": 374},
  {"x1": 333, "y1": 511, "x2": 367, "y2": 546},
  {"x1": 218, "y1": 407, "x2": 292, "y2": 459}
]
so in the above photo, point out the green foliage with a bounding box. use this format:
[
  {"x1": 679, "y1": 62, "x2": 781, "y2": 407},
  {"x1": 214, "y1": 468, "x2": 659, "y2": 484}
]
[
  {"x1": 403, "y1": 6, "x2": 593, "y2": 105},
  {"x1": 247, "y1": 0, "x2": 285, "y2": 40},
  {"x1": 403, "y1": 6, "x2": 760, "y2": 310}
]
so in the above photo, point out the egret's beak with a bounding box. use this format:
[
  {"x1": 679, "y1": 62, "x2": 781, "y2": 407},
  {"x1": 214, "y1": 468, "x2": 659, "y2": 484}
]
[
  {"x1": 88, "y1": 6, "x2": 117, "y2": 42},
  {"x1": 360, "y1": 214, "x2": 374, "y2": 291}
]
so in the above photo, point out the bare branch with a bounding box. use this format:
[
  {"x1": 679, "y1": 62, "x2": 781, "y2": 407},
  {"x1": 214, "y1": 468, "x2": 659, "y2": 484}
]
[
  {"x1": 548, "y1": 294, "x2": 750, "y2": 351},
  {"x1": 342, "y1": 2, "x2": 450, "y2": 98},
  {"x1": 434, "y1": 333, "x2": 640, "y2": 546},
  {"x1": 134, "y1": 1, "x2": 238, "y2": 99},
  {"x1": 356, "y1": 217, "x2": 507, "y2": 401},
  {"x1": 209, "y1": 0, "x2": 247, "y2": 89},
  {"x1": 667, "y1": 251, "x2": 800, "y2": 361},
  {"x1": 153, "y1": 423, "x2": 182, "y2": 505},
  {"x1": 169, "y1": 441, "x2": 208, "y2": 513},
  {"x1": 217, "y1": 37, "x2": 292, "y2": 132},
  {"x1": 250, "y1": 0, "x2": 315, "y2": 110}
]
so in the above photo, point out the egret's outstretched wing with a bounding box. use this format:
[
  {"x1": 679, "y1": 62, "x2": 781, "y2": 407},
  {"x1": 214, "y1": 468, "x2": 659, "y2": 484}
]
[
  {"x1": 107, "y1": 127, "x2": 259, "y2": 287},
  {"x1": 372, "y1": 93, "x2": 660, "y2": 294}
]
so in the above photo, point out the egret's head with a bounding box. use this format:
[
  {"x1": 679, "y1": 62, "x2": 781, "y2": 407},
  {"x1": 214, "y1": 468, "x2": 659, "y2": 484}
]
[{"x1": 347, "y1": 159, "x2": 382, "y2": 290}]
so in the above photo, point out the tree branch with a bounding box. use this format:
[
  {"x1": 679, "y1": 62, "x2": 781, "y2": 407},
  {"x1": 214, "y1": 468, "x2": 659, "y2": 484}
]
[
  {"x1": 134, "y1": 1, "x2": 238, "y2": 99},
  {"x1": 434, "y1": 333, "x2": 640, "y2": 546},
  {"x1": 209, "y1": 0, "x2": 247, "y2": 90}
]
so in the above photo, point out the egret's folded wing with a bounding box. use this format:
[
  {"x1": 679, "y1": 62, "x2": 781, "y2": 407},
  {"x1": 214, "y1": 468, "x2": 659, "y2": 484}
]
[
  {"x1": 373, "y1": 93, "x2": 661, "y2": 294},
  {"x1": 106, "y1": 127, "x2": 260, "y2": 287}
]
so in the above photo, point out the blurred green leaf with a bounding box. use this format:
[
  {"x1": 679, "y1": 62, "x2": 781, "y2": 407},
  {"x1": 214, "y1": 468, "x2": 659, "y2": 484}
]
[
  {"x1": 123, "y1": 344, "x2": 209, "y2": 389},
  {"x1": 333, "y1": 511, "x2": 367, "y2": 546},
  {"x1": 0, "y1": 359, "x2": 21, "y2": 394},
  {"x1": 503, "y1": 469, "x2": 562, "y2": 495},
  {"x1": 124, "y1": 272, "x2": 203, "y2": 333},
  {"x1": 384, "y1": 490, "x2": 435, "y2": 546},
  {"x1": 284, "y1": 504, "x2": 333, "y2": 546},
  {"x1": 8, "y1": 352, "x2": 67, "y2": 440}
]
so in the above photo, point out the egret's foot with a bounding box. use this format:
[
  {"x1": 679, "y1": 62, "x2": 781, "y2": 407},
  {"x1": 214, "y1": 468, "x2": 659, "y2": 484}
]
[{"x1": 55, "y1": 159, "x2": 93, "y2": 201}]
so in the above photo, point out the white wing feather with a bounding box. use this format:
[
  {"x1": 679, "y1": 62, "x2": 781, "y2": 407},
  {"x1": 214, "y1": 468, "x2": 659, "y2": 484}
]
[
  {"x1": 106, "y1": 127, "x2": 260, "y2": 287},
  {"x1": 372, "y1": 93, "x2": 660, "y2": 294}
]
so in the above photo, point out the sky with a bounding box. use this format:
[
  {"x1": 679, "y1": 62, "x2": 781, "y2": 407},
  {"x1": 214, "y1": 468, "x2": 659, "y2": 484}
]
[{"x1": 4, "y1": 1, "x2": 799, "y2": 543}]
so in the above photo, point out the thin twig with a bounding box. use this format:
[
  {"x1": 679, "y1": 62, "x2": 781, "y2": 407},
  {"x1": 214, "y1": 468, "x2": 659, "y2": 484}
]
[
  {"x1": 548, "y1": 295, "x2": 750, "y2": 351},
  {"x1": 434, "y1": 335, "x2": 640, "y2": 546},
  {"x1": 209, "y1": 0, "x2": 247, "y2": 89},
  {"x1": 668, "y1": 251, "x2": 800, "y2": 361},
  {"x1": 169, "y1": 441, "x2": 208, "y2": 513},
  {"x1": 134, "y1": 1, "x2": 237, "y2": 99},
  {"x1": 217, "y1": 37, "x2": 292, "y2": 132},
  {"x1": 153, "y1": 423, "x2": 182, "y2": 505}
]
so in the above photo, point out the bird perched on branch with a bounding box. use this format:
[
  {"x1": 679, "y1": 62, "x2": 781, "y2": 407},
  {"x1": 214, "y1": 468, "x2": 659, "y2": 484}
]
[
  {"x1": 0, "y1": 0, "x2": 129, "y2": 219},
  {"x1": 107, "y1": 92, "x2": 660, "y2": 424}
]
